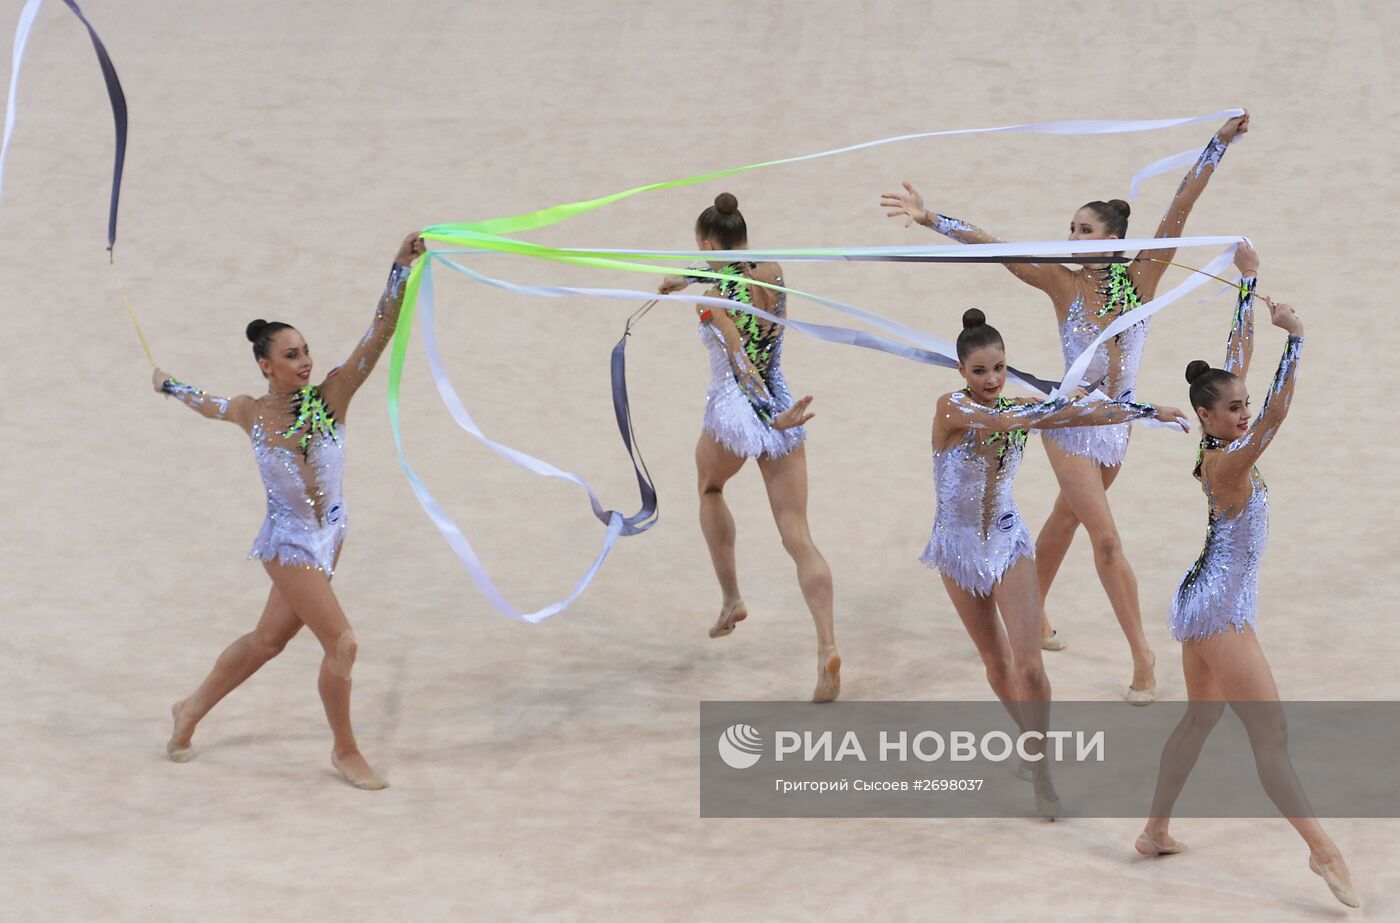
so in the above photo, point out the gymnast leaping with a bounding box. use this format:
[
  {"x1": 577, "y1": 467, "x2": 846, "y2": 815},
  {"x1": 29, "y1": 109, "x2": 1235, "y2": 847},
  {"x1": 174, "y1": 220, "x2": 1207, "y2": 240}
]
[
  {"x1": 155, "y1": 231, "x2": 425, "y2": 790},
  {"x1": 1134, "y1": 243, "x2": 1359, "y2": 909},
  {"x1": 885, "y1": 112, "x2": 1249, "y2": 703},
  {"x1": 658, "y1": 193, "x2": 839, "y2": 703},
  {"x1": 926, "y1": 309, "x2": 1186, "y2": 818}
]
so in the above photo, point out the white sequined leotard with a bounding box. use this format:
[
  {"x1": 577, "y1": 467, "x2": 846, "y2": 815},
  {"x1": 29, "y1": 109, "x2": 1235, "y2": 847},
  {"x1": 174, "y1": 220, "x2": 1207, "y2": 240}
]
[
  {"x1": 699, "y1": 261, "x2": 805, "y2": 459},
  {"x1": 247, "y1": 408, "x2": 347, "y2": 574},
  {"x1": 1039, "y1": 287, "x2": 1150, "y2": 466},
  {"x1": 1170, "y1": 278, "x2": 1303, "y2": 641},
  {"x1": 922, "y1": 391, "x2": 1160, "y2": 596},
  {"x1": 1169, "y1": 469, "x2": 1269, "y2": 641},
  {"x1": 922, "y1": 405, "x2": 1035, "y2": 596}
]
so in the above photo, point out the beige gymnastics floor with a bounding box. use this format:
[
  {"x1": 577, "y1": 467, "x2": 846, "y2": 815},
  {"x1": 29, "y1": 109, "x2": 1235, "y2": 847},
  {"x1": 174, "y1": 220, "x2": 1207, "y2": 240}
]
[{"x1": 1, "y1": 1, "x2": 1395, "y2": 919}]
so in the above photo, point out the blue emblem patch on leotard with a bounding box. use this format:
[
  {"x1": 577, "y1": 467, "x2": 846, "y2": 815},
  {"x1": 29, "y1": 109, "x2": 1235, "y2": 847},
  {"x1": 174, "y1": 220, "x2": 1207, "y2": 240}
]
[
  {"x1": 996, "y1": 511, "x2": 1017, "y2": 533},
  {"x1": 326, "y1": 503, "x2": 343, "y2": 525}
]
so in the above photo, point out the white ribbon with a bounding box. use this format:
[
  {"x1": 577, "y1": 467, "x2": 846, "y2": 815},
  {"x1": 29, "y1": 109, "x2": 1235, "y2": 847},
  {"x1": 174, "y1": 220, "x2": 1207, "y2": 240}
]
[
  {"x1": 392, "y1": 259, "x2": 625, "y2": 623},
  {"x1": 0, "y1": 0, "x2": 44, "y2": 208}
]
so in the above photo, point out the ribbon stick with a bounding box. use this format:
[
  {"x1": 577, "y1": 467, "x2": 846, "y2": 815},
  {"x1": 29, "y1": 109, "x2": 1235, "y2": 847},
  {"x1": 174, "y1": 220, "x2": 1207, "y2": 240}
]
[{"x1": 112, "y1": 265, "x2": 154, "y2": 367}]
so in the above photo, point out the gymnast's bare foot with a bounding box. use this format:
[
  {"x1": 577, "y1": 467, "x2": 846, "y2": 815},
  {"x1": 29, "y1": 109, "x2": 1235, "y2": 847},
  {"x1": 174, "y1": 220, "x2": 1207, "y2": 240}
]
[
  {"x1": 812, "y1": 644, "x2": 841, "y2": 703},
  {"x1": 709, "y1": 599, "x2": 748, "y2": 638},
  {"x1": 1033, "y1": 764, "x2": 1060, "y2": 821},
  {"x1": 167, "y1": 699, "x2": 196, "y2": 762},
  {"x1": 332, "y1": 748, "x2": 388, "y2": 791}
]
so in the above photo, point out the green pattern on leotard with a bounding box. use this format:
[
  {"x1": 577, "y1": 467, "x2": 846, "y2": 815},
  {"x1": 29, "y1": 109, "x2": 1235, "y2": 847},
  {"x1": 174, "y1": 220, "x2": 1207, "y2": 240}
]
[
  {"x1": 983, "y1": 395, "x2": 1029, "y2": 469},
  {"x1": 285, "y1": 386, "x2": 338, "y2": 459},
  {"x1": 1095, "y1": 262, "x2": 1143, "y2": 317},
  {"x1": 714, "y1": 261, "x2": 779, "y2": 372}
]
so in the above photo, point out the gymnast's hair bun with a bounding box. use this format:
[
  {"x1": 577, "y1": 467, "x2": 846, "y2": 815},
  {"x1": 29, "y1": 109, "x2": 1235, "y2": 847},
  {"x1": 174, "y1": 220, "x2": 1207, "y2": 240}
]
[
  {"x1": 962, "y1": 308, "x2": 988, "y2": 329},
  {"x1": 1184, "y1": 359, "x2": 1212, "y2": 384},
  {"x1": 246, "y1": 319, "x2": 270, "y2": 342},
  {"x1": 1105, "y1": 199, "x2": 1131, "y2": 219},
  {"x1": 714, "y1": 192, "x2": 739, "y2": 215}
]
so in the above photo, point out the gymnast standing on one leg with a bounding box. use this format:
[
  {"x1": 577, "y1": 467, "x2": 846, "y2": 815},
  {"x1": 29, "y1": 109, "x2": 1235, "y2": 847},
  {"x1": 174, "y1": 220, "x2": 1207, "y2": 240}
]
[
  {"x1": 155, "y1": 231, "x2": 425, "y2": 790},
  {"x1": 657, "y1": 193, "x2": 839, "y2": 702},
  {"x1": 1135, "y1": 243, "x2": 1358, "y2": 909},
  {"x1": 927, "y1": 309, "x2": 1185, "y2": 818},
  {"x1": 884, "y1": 112, "x2": 1249, "y2": 703}
]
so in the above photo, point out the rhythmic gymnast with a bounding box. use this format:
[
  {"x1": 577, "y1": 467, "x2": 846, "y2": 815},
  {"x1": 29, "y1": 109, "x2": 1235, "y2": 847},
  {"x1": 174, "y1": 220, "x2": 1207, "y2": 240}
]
[
  {"x1": 927, "y1": 309, "x2": 1185, "y2": 818},
  {"x1": 884, "y1": 112, "x2": 1249, "y2": 703},
  {"x1": 1134, "y1": 243, "x2": 1358, "y2": 909},
  {"x1": 658, "y1": 193, "x2": 839, "y2": 702},
  {"x1": 156, "y1": 231, "x2": 425, "y2": 789}
]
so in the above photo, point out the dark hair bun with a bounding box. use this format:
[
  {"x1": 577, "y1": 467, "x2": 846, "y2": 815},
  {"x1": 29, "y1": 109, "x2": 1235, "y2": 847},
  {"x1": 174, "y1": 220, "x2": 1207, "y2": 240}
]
[
  {"x1": 962, "y1": 308, "x2": 987, "y2": 330},
  {"x1": 714, "y1": 192, "x2": 738, "y2": 215},
  {"x1": 246, "y1": 319, "x2": 269, "y2": 342},
  {"x1": 1106, "y1": 199, "x2": 1131, "y2": 218},
  {"x1": 1184, "y1": 359, "x2": 1212, "y2": 384}
]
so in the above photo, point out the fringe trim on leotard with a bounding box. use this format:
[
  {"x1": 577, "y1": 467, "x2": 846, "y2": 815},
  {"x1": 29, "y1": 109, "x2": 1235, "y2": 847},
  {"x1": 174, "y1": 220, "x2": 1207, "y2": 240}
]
[
  {"x1": 920, "y1": 528, "x2": 1035, "y2": 598},
  {"x1": 1169, "y1": 581, "x2": 1258, "y2": 642},
  {"x1": 1039, "y1": 422, "x2": 1131, "y2": 467},
  {"x1": 702, "y1": 416, "x2": 806, "y2": 460},
  {"x1": 248, "y1": 546, "x2": 337, "y2": 576}
]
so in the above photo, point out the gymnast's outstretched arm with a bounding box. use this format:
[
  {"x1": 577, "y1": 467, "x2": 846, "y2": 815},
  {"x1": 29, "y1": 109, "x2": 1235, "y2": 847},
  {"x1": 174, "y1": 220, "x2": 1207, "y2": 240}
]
[
  {"x1": 152, "y1": 369, "x2": 254, "y2": 428},
  {"x1": 320, "y1": 231, "x2": 426, "y2": 412},
  {"x1": 934, "y1": 389, "x2": 1182, "y2": 438},
  {"x1": 1224, "y1": 242, "x2": 1259, "y2": 376},
  {"x1": 1215, "y1": 299, "x2": 1304, "y2": 481},
  {"x1": 881, "y1": 181, "x2": 1070, "y2": 295},
  {"x1": 1132, "y1": 111, "x2": 1249, "y2": 292}
]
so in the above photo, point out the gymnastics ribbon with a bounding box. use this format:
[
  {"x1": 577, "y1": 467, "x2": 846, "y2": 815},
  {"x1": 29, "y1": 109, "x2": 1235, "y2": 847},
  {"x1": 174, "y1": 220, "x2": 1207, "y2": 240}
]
[
  {"x1": 399, "y1": 233, "x2": 1233, "y2": 620},
  {"x1": 0, "y1": 0, "x2": 128, "y2": 252},
  {"x1": 0, "y1": 1, "x2": 42, "y2": 210},
  {"x1": 386, "y1": 258, "x2": 628, "y2": 623},
  {"x1": 429, "y1": 251, "x2": 1060, "y2": 394},
  {"x1": 425, "y1": 110, "x2": 1241, "y2": 240},
  {"x1": 394, "y1": 112, "x2": 1244, "y2": 619},
  {"x1": 1129, "y1": 147, "x2": 1206, "y2": 200},
  {"x1": 430, "y1": 238, "x2": 1236, "y2": 401},
  {"x1": 417, "y1": 234, "x2": 1243, "y2": 270}
]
